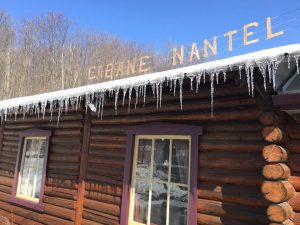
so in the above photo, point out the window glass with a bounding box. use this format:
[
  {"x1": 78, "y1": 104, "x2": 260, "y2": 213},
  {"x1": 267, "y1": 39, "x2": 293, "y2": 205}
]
[
  {"x1": 17, "y1": 137, "x2": 46, "y2": 201},
  {"x1": 130, "y1": 136, "x2": 190, "y2": 225}
]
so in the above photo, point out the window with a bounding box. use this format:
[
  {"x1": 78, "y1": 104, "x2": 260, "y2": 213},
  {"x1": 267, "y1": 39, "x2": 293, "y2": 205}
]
[
  {"x1": 10, "y1": 129, "x2": 51, "y2": 211},
  {"x1": 120, "y1": 123, "x2": 202, "y2": 225}
]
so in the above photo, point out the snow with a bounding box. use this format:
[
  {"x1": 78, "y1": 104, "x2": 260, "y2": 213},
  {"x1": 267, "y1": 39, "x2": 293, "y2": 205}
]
[{"x1": 1, "y1": 44, "x2": 300, "y2": 122}]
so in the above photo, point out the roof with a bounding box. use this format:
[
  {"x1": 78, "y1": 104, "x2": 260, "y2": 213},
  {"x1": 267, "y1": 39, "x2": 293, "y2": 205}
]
[{"x1": 1, "y1": 44, "x2": 300, "y2": 120}]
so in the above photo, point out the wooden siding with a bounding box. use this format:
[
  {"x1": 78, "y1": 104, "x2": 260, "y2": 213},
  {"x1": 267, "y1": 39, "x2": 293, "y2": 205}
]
[
  {"x1": 287, "y1": 123, "x2": 300, "y2": 225},
  {"x1": 0, "y1": 77, "x2": 294, "y2": 225}
]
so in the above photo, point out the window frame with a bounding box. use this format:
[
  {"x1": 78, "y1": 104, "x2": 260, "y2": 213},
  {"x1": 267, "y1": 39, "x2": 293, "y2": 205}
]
[
  {"x1": 120, "y1": 122, "x2": 203, "y2": 225},
  {"x1": 10, "y1": 129, "x2": 51, "y2": 212}
]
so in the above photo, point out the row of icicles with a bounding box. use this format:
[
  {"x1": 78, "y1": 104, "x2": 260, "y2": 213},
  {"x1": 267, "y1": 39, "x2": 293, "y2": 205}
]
[{"x1": 0, "y1": 54, "x2": 299, "y2": 125}]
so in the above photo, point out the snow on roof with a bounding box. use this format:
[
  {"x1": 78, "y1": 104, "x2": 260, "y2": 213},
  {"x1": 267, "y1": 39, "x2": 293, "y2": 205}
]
[{"x1": 1, "y1": 44, "x2": 300, "y2": 121}]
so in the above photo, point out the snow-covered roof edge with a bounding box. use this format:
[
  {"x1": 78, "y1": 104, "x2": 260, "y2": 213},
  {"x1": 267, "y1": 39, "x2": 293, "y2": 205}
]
[{"x1": 1, "y1": 44, "x2": 300, "y2": 121}]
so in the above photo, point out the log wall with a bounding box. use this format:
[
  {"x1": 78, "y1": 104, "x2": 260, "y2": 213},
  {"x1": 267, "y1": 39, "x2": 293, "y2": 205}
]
[
  {"x1": 0, "y1": 111, "x2": 84, "y2": 225},
  {"x1": 287, "y1": 123, "x2": 300, "y2": 225},
  {"x1": 0, "y1": 78, "x2": 296, "y2": 225},
  {"x1": 83, "y1": 80, "x2": 270, "y2": 225}
]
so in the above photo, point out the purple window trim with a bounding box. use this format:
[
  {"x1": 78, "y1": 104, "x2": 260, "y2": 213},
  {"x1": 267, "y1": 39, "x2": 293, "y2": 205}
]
[
  {"x1": 120, "y1": 122, "x2": 203, "y2": 225},
  {"x1": 272, "y1": 93, "x2": 300, "y2": 110},
  {"x1": 10, "y1": 128, "x2": 51, "y2": 212}
]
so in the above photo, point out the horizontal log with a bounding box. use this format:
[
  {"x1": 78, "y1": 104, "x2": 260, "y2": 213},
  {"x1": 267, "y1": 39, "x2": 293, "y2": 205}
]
[
  {"x1": 50, "y1": 136, "x2": 81, "y2": 145},
  {"x1": 0, "y1": 208, "x2": 43, "y2": 225},
  {"x1": 199, "y1": 152, "x2": 264, "y2": 171},
  {"x1": 0, "y1": 184, "x2": 11, "y2": 194},
  {"x1": 89, "y1": 142, "x2": 125, "y2": 150},
  {"x1": 270, "y1": 219, "x2": 295, "y2": 225},
  {"x1": 82, "y1": 209, "x2": 119, "y2": 225},
  {"x1": 288, "y1": 154, "x2": 300, "y2": 172},
  {"x1": 292, "y1": 213, "x2": 300, "y2": 225},
  {"x1": 46, "y1": 177, "x2": 78, "y2": 190},
  {"x1": 50, "y1": 144, "x2": 81, "y2": 154},
  {"x1": 49, "y1": 153, "x2": 79, "y2": 163},
  {"x1": 287, "y1": 124, "x2": 300, "y2": 140},
  {"x1": 4, "y1": 121, "x2": 83, "y2": 130},
  {"x1": 0, "y1": 200, "x2": 72, "y2": 225},
  {"x1": 86, "y1": 174, "x2": 123, "y2": 186},
  {"x1": 47, "y1": 162, "x2": 79, "y2": 171},
  {"x1": 45, "y1": 186, "x2": 78, "y2": 198},
  {"x1": 204, "y1": 120, "x2": 262, "y2": 131},
  {"x1": 104, "y1": 82, "x2": 249, "y2": 107},
  {"x1": 267, "y1": 202, "x2": 294, "y2": 223},
  {"x1": 199, "y1": 168, "x2": 263, "y2": 187},
  {"x1": 91, "y1": 106, "x2": 262, "y2": 125},
  {"x1": 85, "y1": 190, "x2": 121, "y2": 205},
  {"x1": 262, "y1": 181, "x2": 295, "y2": 203},
  {"x1": 199, "y1": 140, "x2": 265, "y2": 153},
  {"x1": 87, "y1": 156, "x2": 124, "y2": 167},
  {"x1": 44, "y1": 203, "x2": 75, "y2": 221},
  {"x1": 263, "y1": 145, "x2": 288, "y2": 163},
  {"x1": 0, "y1": 176, "x2": 12, "y2": 187},
  {"x1": 197, "y1": 213, "x2": 251, "y2": 225},
  {"x1": 198, "y1": 183, "x2": 269, "y2": 207},
  {"x1": 87, "y1": 164, "x2": 124, "y2": 177},
  {"x1": 289, "y1": 173, "x2": 300, "y2": 191},
  {"x1": 47, "y1": 171, "x2": 78, "y2": 181},
  {"x1": 288, "y1": 140, "x2": 300, "y2": 153},
  {"x1": 263, "y1": 163, "x2": 291, "y2": 180},
  {"x1": 85, "y1": 182, "x2": 122, "y2": 197},
  {"x1": 289, "y1": 192, "x2": 300, "y2": 212},
  {"x1": 262, "y1": 126, "x2": 287, "y2": 144},
  {"x1": 198, "y1": 198, "x2": 268, "y2": 224},
  {"x1": 90, "y1": 134, "x2": 126, "y2": 142},
  {"x1": 88, "y1": 148, "x2": 125, "y2": 159},
  {"x1": 200, "y1": 131, "x2": 263, "y2": 142},
  {"x1": 83, "y1": 198, "x2": 120, "y2": 216},
  {"x1": 44, "y1": 195, "x2": 76, "y2": 210},
  {"x1": 100, "y1": 95, "x2": 257, "y2": 117},
  {"x1": 5, "y1": 113, "x2": 83, "y2": 123},
  {"x1": 260, "y1": 111, "x2": 286, "y2": 127}
]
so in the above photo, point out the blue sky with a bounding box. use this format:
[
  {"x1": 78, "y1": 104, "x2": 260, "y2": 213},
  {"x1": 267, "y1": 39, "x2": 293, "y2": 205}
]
[{"x1": 1, "y1": 0, "x2": 300, "y2": 59}]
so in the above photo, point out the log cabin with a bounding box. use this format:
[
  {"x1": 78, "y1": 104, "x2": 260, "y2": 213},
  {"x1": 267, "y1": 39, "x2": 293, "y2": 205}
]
[{"x1": 0, "y1": 44, "x2": 299, "y2": 225}]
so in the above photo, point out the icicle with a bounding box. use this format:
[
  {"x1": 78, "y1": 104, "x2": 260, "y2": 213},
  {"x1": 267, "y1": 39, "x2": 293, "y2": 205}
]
[
  {"x1": 196, "y1": 74, "x2": 201, "y2": 93},
  {"x1": 257, "y1": 62, "x2": 267, "y2": 91},
  {"x1": 128, "y1": 86, "x2": 133, "y2": 112},
  {"x1": 190, "y1": 76, "x2": 194, "y2": 91},
  {"x1": 122, "y1": 88, "x2": 128, "y2": 107},
  {"x1": 170, "y1": 78, "x2": 173, "y2": 92},
  {"x1": 156, "y1": 83, "x2": 159, "y2": 109},
  {"x1": 295, "y1": 55, "x2": 300, "y2": 74},
  {"x1": 245, "y1": 64, "x2": 251, "y2": 95},
  {"x1": 64, "y1": 98, "x2": 69, "y2": 114},
  {"x1": 114, "y1": 88, "x2": 119, "y2": 115},
  {"x1": 151, "y1": 84, "x2": 156, "y2": 99},
  {"x1": 250, "y1": 65, "x2": 255, "y2": 97},
  {"x1": 267, "y1": 61, "x2": 272, "y2": 83},
  {"x1": 49, "y1": 101, "x2": 54, "y2": 122},
  {"x1": 203, "y1": 72, "x2": 206, "y2": 84},
  {"x1": 238, "y1": 65, "x2": 243, "y2": 80},
  {"x1": 287, "y1": 54, "x2": 291, "y2": 69},
  {"x1": 216, "y1": 72, "x2": 219, "y2": 85},
  {"x1": 173, "y1": 79, "x2": 177, "y2": 96},
  {"x1": 179, "y1": 78, "x2": 183, "y2": 110},
  {"x1": 210, "y1": 73, "x2": 215, "y2": 117},
  {"x1": 159, "y1": 82, "x2": 163, "y2": 108},
  {"x1": 134, "y1": 86, "x2": 139, "y2": 109},
  {"x1": 223, "y1": 70, "x2": 227, "y2": 83},
  {"x1": 271, "y1": 61, "x2": 279, "y2": 90},
  {"x1": 41, "y1": 101, "x2": 46, "y2": 119},
  {"x1": 143, "y1": 84, "x2": 147, "y2": 105}
]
